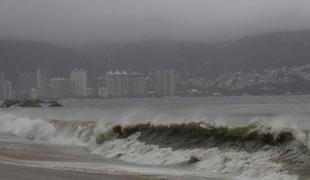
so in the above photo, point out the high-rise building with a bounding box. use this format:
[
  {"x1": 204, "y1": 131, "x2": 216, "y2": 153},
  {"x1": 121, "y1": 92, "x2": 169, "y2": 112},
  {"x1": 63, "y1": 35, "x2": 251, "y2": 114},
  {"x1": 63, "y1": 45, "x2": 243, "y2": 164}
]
[
  {"x1": 106, "y1": 71, "x2": 115, "y2": 97},
  {"x1": 121, "y1": 71, "x2": 128, "y2": 96},
  {"x1": 106, "y1": 70, "x2": 146, "y2": 98},
  {"x1": 106, "y1": 70, "x2": 128, "y2": 98},
  {"x1": 70, "y1": 68, "x2": 87, "y2": 97},
  {"x1": 155, "y1": 71, "x2": 162, "y2": 96},
  {"x1": 162, "y1": 70, "x2": 168, "y2": 96},
  {"x1": 156, "y1": 70, "x2": 176, "y2": 97},
  {"x1": 3, "y1": 81, "x2": 12, "y2": 99},
  {"x1": 36, "y1": 68, "x2": 48, "y2": 99},
  {"x1": 168, "y1": 70, "x2": 176, "y2": 96},
  {"x1": 115, "y1": 70, "x2": 122, "y2": 96},
  {"x1": 0, "y1": 72, "x2": 4, "y2": 98}
]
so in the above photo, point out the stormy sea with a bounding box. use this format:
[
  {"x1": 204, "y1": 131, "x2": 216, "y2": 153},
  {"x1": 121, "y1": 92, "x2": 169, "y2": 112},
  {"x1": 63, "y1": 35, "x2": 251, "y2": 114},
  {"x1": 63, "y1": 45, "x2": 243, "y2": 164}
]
[{"x1": 0, "y1": 96, "x2": 309, "y2": 180}]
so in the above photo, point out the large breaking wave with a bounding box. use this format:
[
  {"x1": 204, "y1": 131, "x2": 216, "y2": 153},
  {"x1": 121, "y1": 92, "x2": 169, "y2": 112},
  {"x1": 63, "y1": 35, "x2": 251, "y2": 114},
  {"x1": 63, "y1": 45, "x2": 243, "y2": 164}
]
[{"x1": 0, "y1": 112, "x2": 309, "y2": 180}]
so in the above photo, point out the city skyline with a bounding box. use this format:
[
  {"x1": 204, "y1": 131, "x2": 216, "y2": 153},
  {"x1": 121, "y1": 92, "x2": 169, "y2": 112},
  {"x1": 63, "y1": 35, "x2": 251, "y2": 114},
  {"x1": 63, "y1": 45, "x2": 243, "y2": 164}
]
[{"x1": 0, "y1": 68, "x2": 176, "y2": 100}]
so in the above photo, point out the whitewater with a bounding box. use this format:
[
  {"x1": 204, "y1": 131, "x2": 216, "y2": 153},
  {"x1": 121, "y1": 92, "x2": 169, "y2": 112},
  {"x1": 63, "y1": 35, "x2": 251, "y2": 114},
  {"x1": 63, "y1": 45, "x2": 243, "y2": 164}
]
[{"x1": 0, "y1": 96, "x2": 310, "y2": 180}]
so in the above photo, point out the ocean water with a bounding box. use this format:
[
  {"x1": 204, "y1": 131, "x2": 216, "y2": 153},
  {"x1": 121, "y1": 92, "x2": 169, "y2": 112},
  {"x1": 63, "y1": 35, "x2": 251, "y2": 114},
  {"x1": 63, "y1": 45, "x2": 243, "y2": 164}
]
[{"x1": 0, "y1": 96, "x2": 310, "y2": 180}]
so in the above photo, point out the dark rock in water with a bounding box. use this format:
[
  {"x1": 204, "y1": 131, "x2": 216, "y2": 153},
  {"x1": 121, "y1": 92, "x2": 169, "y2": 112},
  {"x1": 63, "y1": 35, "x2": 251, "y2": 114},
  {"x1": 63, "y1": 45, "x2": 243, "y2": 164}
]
[
  {"x1": 18, "y1": 99, "x2": 42, "y2": 107},
  {"x1": 0, "y1": 99, "x2": 21, "y2": 108},
  {"x1": 188, "y1": 155, "x2": 200, "y2": 164},
  {"x1": 1, "y1": 98, "x2": 42, "y2": 108},
  {"x1": 48, "y1": 101, "x2": 63, "y2": 107},
  {"x1": 1, "y1": 98, "x2": 64, "y2": 108}
]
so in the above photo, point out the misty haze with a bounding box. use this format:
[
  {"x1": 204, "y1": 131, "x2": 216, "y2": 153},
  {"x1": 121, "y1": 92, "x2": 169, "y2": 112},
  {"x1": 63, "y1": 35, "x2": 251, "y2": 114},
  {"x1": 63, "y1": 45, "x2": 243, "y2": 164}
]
[{"x1": 0, "y1": 0, "x2": 310, "y2": 180}]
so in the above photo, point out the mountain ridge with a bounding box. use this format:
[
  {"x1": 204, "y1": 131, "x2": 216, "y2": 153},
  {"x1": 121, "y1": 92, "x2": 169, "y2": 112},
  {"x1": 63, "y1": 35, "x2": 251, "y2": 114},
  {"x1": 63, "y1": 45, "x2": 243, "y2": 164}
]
[{"x1": 1, "y1": 30, "x2": 310, "y2": 81}]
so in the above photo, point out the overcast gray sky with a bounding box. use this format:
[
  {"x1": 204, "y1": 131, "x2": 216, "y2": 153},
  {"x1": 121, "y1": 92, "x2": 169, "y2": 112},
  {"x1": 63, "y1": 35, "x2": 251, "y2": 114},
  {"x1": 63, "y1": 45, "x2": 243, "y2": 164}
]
[{"x1": 1, "y1": 0, "x2": 310, "y2": 44}]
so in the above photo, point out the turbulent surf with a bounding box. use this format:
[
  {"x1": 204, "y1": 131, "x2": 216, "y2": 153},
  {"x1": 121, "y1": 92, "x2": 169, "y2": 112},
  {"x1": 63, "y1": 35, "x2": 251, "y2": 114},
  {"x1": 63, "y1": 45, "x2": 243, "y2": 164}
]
[{"x1": 0, "y1": 111, "x2": 309, "y2": 180}]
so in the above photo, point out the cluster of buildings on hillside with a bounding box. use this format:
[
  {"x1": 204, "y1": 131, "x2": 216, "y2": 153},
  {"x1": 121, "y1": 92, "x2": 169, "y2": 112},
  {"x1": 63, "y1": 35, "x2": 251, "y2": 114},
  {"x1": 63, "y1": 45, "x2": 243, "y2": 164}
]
[
  {"x1": 0, "y1": 68, "x2": 176, "y2": 100},
  {"x1": 178, "y1": 64, "x2": 310, "y2": 96}
]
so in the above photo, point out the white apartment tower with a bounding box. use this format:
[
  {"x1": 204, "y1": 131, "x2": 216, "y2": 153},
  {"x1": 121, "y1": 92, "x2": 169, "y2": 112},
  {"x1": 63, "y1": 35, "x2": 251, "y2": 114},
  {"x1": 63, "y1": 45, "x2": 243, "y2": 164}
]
[
  {"x1": 106, "y1": 70, "x2": 129, "y2": 98},
  {"x1": 70, "y1": 68, "x2": 88, "y2": 97},
  {"x1": 162, "y1": 70, "x2": 168, "y2": 96},
  {"x1": 3, "y1": 81, "x2": 12, "y2": 99},
  {"x1": 168, "y1": 70, "x2": 176, "y2": 96},
  {"x1": 156, "y1": 70, "x2": 176, "y2": 97},
  {"x1": 36, "y1": 68, "x2": 48, "y2": 98},
  {"x1": 106, "y1": 71, "x2": 115, "y2": 97},
  {"x1": 0, "y1": 72, "x2": 4, "y2": 98}
]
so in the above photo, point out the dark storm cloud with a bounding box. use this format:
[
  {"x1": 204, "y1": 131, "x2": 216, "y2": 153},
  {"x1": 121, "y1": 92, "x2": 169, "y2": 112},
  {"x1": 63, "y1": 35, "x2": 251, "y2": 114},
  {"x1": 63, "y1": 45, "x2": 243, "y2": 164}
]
[{"x1": 0, "y1": 0, "x2": 310, "y2": 44}]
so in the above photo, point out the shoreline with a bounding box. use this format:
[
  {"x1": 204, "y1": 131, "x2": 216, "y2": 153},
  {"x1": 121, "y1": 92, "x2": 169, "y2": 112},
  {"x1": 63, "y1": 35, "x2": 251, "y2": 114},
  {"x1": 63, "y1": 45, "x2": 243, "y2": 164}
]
[{"x1": 0, "y1": 162, "x2": 157, "y2": 180}]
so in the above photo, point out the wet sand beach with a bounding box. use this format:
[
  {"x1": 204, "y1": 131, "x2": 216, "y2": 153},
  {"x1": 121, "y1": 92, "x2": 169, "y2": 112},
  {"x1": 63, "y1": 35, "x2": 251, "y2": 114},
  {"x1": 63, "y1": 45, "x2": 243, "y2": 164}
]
[{"x1": 0, "y1": 163, "x2": 154, "y2": 180}]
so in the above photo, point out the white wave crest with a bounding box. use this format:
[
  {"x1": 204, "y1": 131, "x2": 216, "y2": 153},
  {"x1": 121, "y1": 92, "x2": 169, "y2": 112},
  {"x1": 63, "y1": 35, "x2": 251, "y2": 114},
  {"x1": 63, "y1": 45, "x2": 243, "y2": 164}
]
[
  {"x1": 91, "y1": 132, "x2": 298, "y2": 180},
  {"x1": 0, "y1": 114, "x2": 56, "y2": 141},
  {"x1": 0, "y1": 113, "x2": 96, "y2": 145}
]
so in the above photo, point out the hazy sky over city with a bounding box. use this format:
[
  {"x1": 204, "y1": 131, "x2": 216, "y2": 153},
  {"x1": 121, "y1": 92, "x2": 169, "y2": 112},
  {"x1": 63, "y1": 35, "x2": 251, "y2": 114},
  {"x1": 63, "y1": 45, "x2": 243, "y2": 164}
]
[{"x1": 1, "y1": 0, "x2": 310, "y2": 44}]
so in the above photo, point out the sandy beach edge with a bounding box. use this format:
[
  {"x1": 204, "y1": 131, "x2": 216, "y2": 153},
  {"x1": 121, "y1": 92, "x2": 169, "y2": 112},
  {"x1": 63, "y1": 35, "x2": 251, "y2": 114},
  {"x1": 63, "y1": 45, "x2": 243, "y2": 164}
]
[{"x1": 0, "y1": 162, "x2": 163, "y2": 180}]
